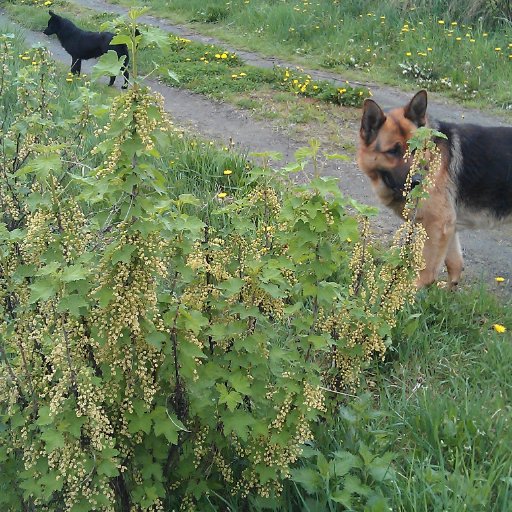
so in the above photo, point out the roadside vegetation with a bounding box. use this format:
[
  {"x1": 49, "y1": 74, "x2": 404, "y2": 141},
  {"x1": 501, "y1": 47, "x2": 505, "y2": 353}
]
[
  {"x1": 1, "y1": 0, "x2": 373, "y2": 152},
  {"x1": 0, "y1": 7, "x2": 511, "y2": 512},
  {"x1": 101, "y1": 0, "x2": 512, "y2": 112}
]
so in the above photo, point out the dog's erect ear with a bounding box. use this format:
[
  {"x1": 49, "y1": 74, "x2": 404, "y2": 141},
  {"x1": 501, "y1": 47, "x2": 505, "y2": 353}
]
[
  {"x1": 360, "y1": 99, "x2": 386, "y2": 145},
  {"x1": 404, "y1": 90, "x2": 428, "y2": 127}
]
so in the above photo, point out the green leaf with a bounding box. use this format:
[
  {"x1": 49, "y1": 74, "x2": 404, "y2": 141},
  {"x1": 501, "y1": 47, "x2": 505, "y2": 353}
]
[
  {"x1": 222, "y1": 411, "x2": 255, "y2": 441},
  {"x1": 111, "y1": 244, "x2": 136, "y2": 264},
  {"x1": 218, "y1": 277, "x2": 245, "y2": 297},
  {"x1": 290, "y1": 467, "x2": 323, "y2": 494},
  {"x1": 127, "y1": 413, "x2": 152, "y2": 435},
  {"x1": 332, "y1": 451, "x2": 362, "y2": 476},
  {"x1": 92, "y1": 51, "x2": 126, "y2": 82},
  {"x1": 343, "y1": 474, "x2": 371, "y2": 497},
  {"x1": 229, "y1": 372, "x2": 252, "y2": 395},
  {"x1": 217, "y1": 384, "x2": 242, "y2": 412},
  {"x1": 128, "y1": 6, "x2": 149, "y2": 20},
  {"x1": 16, "y1": 153, "x2": 61, "y2": 178},
  {"x1": 316, "y1": 452, "x2": 330, "y2": 479},
  {"x1": 61, "y1": 265, "x2": 88, "y2": 282},
  {"x1": 41, "y1": 429, "x2": 65, "y2": 452},
  {"x1": 95, "y1": 287, "x2": 114, "y2": 308},
  {"x1": 153, "y1": 415, "x2": 180, "y2": 444},
  {"x1": 57, "y1": 293, "x2": 89, "y2": 316},
  {"x1": 326, "y1": 153, "x2": 351, "y2": 161},
  {"x1": 177, "y1": 310, "x2": 209, "y2": 335},
  {"x1": 97, "y1": 459, "x2": 119, "y2": 477},
  {"x1": 146, "y1": 331, "x2": 166, "y2": 349},
  {"x1": 110, "y1": 34, "x2": 132, "y2": 47},
  {"x1": 36, "y1": 262, "x2": 61, "y2": 276},
  {"x1": 29, "y1": 277, "x2": 59, "y2": 303},
  {"x1": 330, "y1": 488, "x2": 353, "y2": 507},
  {"x1": 167, "y1": 69, "x2": 180, "y2": 83},
  {"x1": 36, "y1": 406, "x2": 53, "y2": 427}
]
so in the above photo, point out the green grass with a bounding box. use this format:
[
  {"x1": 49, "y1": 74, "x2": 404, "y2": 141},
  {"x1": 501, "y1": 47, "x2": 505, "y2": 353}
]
[
  {"x1": 381, "y1": 285, "x2": 512, "y2": 511},
  {"x1": 100, "y1": 0, "x2": 512, "y2": 113},
  {"x1": 198, "y1": 284, "x2": 512, "y2": 511}
]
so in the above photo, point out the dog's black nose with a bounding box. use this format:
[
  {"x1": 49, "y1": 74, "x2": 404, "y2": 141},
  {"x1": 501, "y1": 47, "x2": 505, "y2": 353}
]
[{"x1": 411, "y1": 174, "x2": 423, "y2": 188}]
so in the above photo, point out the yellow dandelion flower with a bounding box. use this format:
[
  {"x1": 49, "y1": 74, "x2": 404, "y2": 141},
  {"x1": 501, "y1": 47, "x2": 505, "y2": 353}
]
[
  {"x1": 221, "y1": 53, "x2": 228, "y2": 59},
  {"x1": 495, "y1": 47, "x2": 502, "y2": 51},
  {"x1": 493, "y1": 324, "x2": 507, "y2": 333},
  {"x1": 223, "y1": 169, "x2": 232, "y2": 175},
  {"x1": 217, "y1": 192, "x2": 227, "y2": 199},
  {"x1": 451, "y1": 22, "x2": 457, "y2": 26},
  {"x1": 405, "y1": 51, "x2": 412, "y2": 56},
  {"x1": 427, "y1": 47, "x2": 433, "y2": 51},
  {"x1": 215, "y1": 53, "x2": 221, "y2": 58},
  {"x1": 438, "y1": 20, "x2": 445, "y2": 25},
  {"x1": 239, "y1": 72, "x2": 247, "y2": 76},
  {"x1": 456, "y1": 37, "x2": 462, "y2": 41},
  {"x1": 495, "y1": 276, "x2": 505, "y2": 283}
]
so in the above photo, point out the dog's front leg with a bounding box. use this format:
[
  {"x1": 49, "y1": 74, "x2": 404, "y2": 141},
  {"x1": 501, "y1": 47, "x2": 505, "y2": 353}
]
[
  {"x1": 416, "y1": 210, "x2": 457, "y2": 288},
  {"x1": 70, "y1": 57, "x2": 82, "y2": 75},
  {"x1": 444, "y1": 232, "x2": 464, "y2": 288}
]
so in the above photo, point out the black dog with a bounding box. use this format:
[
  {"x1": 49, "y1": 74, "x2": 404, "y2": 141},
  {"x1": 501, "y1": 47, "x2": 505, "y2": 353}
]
[{"x1": 43, "y1": 10, "x2": 130, "y2": 88}]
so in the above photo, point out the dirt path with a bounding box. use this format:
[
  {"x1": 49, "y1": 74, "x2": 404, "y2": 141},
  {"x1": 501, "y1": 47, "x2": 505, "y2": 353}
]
[{"x1": 0, "y1": 9, "x2": 511, "y2": 289}]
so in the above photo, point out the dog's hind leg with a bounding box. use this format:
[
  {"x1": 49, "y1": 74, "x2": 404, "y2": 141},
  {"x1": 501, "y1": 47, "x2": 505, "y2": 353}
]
[
  {"x1": 121, "y1": 66, "x2": 129, "y2": 89},
  {"x1": 119, "y1": 49, "x2": 129, "y2": 89},
  {"x1": 444, "y1": 232, "x2": 464, "y2": 288},
  {"x1": 70, "y1": 57, "x2": 81, "y2": 75}
]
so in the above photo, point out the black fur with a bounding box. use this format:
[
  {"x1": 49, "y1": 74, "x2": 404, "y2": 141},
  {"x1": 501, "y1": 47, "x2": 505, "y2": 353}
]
[
  {"x1": 433, "y1": 121, "x2": 512, "y2": 221},
  {"x1": 43, "y1": 10, "x2": 129, "y2": 88}
]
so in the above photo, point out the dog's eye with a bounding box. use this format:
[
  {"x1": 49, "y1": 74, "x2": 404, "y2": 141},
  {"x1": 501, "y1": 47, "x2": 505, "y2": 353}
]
[{"x1": 386, "y1": 144, "x2": 403, "y2": 157}]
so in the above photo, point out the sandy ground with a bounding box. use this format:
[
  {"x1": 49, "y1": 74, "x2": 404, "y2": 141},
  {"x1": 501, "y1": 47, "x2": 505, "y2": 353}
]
[{"x1": 0, "y1": 4, "x2": 511, "y2": 291}]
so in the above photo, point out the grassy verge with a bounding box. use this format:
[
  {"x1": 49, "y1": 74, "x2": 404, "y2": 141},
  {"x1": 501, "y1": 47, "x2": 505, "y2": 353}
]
[
  {"x1": 102, "y1": 0, "x2": 512, "y2": 114},
  {"x1": 282, "y1": 284, "x2": 512, "y2": 512},
  {"x1": 0, "y1": 0, "x2": 369, "y2": 152}
]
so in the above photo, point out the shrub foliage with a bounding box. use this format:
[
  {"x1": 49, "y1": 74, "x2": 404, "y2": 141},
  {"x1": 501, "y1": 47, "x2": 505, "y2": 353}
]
[{"x1": 0, "y1": 23, "x2": 425, "y2": 511}]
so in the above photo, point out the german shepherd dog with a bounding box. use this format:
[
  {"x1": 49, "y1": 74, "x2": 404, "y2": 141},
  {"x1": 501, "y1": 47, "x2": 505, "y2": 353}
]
[
  {"x1": 358, "y1": 90, "x2": 512, "y2": 288},
  {"x1": 43, "y1": 10, "x2": 130, "y2": 88}
]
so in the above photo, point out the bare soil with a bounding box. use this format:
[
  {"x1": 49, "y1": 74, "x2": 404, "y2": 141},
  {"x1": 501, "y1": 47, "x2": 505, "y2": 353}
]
[{"x1": 1, "y1": 4, "x2": 511, "y2": 291}]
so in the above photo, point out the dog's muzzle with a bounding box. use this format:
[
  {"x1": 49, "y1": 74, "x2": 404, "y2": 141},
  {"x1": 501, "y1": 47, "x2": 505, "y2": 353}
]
[{"x1": 410, "y1": 174, "x2": 423, "y2": 189}]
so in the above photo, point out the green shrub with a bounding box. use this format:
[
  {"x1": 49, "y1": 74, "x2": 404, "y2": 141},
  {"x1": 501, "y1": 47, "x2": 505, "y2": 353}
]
[{"x1": 0, "y1": 22, "x2": 425, "y2": 510}]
